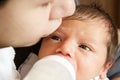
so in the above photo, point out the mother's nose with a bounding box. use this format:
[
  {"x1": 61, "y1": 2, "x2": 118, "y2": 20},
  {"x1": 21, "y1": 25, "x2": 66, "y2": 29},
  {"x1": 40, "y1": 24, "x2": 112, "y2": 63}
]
[{"x1": 50, "y1": 0, "x2": 75, "y2": 19}]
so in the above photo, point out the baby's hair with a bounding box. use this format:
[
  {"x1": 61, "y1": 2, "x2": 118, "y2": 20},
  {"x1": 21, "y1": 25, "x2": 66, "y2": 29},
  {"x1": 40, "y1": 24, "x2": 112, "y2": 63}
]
[{"x1": 64, "y1": 4, "x2": 118, "y2": 64}]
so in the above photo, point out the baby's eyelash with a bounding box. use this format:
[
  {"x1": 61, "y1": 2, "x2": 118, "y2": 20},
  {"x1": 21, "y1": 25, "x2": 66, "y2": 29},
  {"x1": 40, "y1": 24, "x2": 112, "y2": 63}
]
[
  {"x1": 41, "y1": 2, "x2": 49, "y2": 7},
  {"x1": 79, "y1": 45, "x2": 91, "y2": 51},
  {"x1": 50, "y1": 35, "x2": 61, "y2": 41}
]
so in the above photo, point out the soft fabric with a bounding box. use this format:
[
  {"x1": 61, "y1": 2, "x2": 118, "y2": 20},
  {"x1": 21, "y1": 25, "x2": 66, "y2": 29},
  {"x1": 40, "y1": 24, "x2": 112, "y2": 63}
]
[{"x1": 0, "y1": 47, "x2": 20, "y2": 80}]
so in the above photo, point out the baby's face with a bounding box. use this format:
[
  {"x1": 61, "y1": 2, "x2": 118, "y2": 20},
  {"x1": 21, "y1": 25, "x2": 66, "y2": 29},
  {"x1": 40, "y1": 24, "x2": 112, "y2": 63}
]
[
  {"x1": 38, "y1": 20, "x2": 109, "y2": 80},
  {"x1": 0, "y1": 0, "x2": 75, "y2": 47}
]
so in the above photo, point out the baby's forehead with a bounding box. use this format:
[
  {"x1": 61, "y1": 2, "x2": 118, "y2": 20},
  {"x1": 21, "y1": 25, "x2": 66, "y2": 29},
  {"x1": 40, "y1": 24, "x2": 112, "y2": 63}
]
[{"x1": 64, "y1": 19, "x2": 110, "y2": 40}]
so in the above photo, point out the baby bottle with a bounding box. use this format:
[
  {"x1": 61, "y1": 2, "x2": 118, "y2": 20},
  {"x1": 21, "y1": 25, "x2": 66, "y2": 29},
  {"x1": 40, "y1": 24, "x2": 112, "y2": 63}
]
[{"x1": 24, "y1": 55, "x2": 76, "y2": 80}]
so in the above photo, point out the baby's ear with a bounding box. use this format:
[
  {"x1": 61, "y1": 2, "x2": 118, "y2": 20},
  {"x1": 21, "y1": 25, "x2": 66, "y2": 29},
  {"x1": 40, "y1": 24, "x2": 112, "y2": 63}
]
[{"x1": 99, "y1": 61, "x2": 113, "y2": 79}]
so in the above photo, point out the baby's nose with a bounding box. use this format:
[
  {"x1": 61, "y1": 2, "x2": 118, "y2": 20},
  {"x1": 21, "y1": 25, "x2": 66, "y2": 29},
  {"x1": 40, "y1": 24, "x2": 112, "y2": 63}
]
[
  {"x1": 56, "y1": 48, "x2": 71, "y2": 57},
  {"x1": 55, "y1": 41, "x2": 75, "y2": 58}
]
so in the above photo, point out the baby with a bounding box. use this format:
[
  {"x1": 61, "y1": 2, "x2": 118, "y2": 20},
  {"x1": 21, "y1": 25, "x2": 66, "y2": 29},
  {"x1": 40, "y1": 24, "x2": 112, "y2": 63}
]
[{"x1": 24, "y1": 4, "x2": 118, "y2": 80}]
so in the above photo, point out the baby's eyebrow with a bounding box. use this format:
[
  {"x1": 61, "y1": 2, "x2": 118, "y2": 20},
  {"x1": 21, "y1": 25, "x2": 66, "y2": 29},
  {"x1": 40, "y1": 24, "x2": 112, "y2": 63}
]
[
  {"x1": 51, "y1": 28, "x2": 66, "y2": 39},
  {"x1": 56, "y1": 27, "x2": 66, "y2": 35}
]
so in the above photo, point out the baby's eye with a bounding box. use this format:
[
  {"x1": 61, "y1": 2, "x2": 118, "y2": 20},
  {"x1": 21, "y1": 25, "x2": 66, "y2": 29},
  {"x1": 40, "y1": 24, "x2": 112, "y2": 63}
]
[
  {"x1": 41, "y1": 2, "x2": 50, "y2": 7},
  {"x1": 51, "y1": 36, "x2": 61, "y2": 41},
  {"x1": 79, "y1": 45, "x2": 90, "y2": 51},
  {"x1": 41, "y1": 0, "x2": 53, "y2": 7}
]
